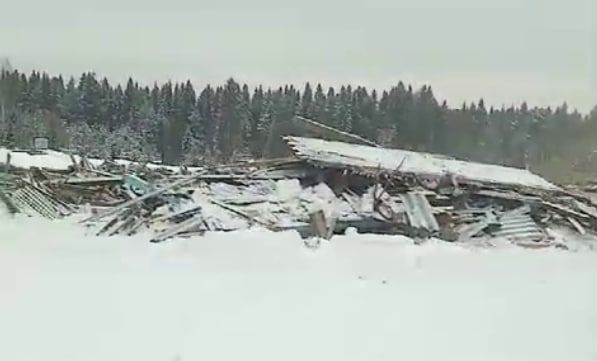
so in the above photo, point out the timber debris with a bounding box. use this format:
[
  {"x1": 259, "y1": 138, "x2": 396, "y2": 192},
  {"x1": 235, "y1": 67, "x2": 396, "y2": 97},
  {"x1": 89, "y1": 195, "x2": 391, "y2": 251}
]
[{"x1": 2, "y1": 126, "x2": 597, "y2": 250}]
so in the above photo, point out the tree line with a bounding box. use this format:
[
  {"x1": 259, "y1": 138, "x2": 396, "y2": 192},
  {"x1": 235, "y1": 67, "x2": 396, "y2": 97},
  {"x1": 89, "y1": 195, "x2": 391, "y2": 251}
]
[{"x1": 1, "y1": 69, "x2": 596, "y2": 180}]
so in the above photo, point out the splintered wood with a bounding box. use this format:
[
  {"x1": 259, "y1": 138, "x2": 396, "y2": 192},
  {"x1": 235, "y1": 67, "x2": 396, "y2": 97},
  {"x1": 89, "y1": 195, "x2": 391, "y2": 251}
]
[{"x1": 3, "y1": 139, "x2": 597, "y2": 249}]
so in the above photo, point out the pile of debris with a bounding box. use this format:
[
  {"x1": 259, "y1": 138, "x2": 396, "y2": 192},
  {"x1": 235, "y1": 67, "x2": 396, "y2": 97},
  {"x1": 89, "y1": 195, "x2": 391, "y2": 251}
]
[{"x1": 3, "y1": 134, "x2": 597, "y2": 250}]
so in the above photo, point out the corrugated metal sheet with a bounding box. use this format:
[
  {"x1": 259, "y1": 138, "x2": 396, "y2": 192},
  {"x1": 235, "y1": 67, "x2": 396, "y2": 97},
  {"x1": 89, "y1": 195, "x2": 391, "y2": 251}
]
[
  {"x1": 285, "y1": 136, "x2": 559, "y2": 191},
  {"x1": 399, "y1": 192, "x2": 439, "y2": 232},
  {"x1": 492, "y1": 207, "x2": 544, "y2": 241},
  {"x1": 8, "y1": 184, "x2": 72, "y2": 219},
  {"x1": 456, "y1": 210, "x2": 499, "y2": 242}
]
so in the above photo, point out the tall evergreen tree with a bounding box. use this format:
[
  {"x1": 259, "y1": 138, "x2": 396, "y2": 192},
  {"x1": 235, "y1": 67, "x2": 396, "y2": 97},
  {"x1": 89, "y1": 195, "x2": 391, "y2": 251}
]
[
  {"x1": 301, "y1": 82, "x2": 313, "y2": 117},
  {"x1": 311, "y1": 83, "x2": 326, "y2": 122}
]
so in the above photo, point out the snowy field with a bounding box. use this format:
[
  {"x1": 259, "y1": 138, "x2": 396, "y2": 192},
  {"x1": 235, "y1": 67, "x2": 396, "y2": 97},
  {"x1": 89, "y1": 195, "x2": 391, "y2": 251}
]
[{"x1": 2, "y1": 215, "x2": 597, "y2": 361}]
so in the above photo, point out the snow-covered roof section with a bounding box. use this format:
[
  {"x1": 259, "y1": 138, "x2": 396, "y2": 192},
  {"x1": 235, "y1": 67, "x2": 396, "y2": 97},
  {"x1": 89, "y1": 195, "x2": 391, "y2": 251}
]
[
  {"x1": 285, "y1": 136, "x2": 559, "y2": 191},
  {"x1": 0, "y1": 148, "x2": 200, "y2": 173},
  {"x1": 0, "y1": 148, "x2": 78, "y2": 171}
]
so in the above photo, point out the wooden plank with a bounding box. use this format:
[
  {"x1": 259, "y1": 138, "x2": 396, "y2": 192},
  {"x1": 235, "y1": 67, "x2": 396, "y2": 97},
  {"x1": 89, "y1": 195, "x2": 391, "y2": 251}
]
[
  {"x1": 567, "y1": 217, "x2": 586, "y2": 235},
  {"x1": 81, "y1": 174, "x2": 203, "y2": 223},
  {"x1": 151, "y1": 214, "x2": 207, "y2": 243},
  {"x1": 4, "y1": 152, "x2": 10, "y2": 174}
]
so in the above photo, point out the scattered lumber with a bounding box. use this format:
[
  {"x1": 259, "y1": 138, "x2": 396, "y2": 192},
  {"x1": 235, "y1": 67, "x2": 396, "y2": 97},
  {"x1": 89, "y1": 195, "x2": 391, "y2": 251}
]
[{"x1": 3, "y1": 138, "x2": 597, "y2": 249}]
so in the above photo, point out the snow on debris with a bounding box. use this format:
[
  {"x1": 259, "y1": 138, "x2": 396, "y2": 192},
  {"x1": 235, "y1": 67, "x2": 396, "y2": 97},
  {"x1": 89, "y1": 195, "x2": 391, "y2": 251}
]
[
  {"x1": 0, "y1": 147, "x2": 201, "y2": 173},
  {"x1": 286, "y1": 136, "x2": 559, "y2": 191},
  {"x1": 1, "y1": 216, "x2": 597, "y2": 361},
  {"x1": 0, "y1": 148, "x2": 79, "y2": 171}
]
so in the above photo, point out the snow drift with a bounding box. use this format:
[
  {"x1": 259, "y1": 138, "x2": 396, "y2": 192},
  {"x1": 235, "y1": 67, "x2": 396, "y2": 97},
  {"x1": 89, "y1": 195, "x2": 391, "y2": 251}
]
[{"x1": 1, "y1": 215, "x2": 597, "y2": 361}]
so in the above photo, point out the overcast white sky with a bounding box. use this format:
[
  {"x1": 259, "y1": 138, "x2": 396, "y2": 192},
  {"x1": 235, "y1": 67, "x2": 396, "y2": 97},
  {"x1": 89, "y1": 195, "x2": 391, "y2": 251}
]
[{"x1": 1, "y1": 0, "x2": 595, "y2": 112}]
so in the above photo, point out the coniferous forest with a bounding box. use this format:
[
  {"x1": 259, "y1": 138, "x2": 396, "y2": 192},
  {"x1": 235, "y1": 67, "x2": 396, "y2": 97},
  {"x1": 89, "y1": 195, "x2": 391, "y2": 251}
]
[{"x1": 1, "y1": 68, "x2": 596, "y2": 182}]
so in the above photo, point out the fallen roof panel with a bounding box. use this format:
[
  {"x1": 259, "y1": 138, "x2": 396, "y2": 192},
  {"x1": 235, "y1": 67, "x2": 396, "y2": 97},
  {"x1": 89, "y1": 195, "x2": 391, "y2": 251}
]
[{"x1": 285, "y1": 136, "x2": 559, "y2": 191}]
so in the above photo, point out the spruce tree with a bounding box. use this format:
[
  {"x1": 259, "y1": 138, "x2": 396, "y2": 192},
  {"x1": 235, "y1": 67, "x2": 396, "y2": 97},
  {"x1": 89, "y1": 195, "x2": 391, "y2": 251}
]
[
  {"x1": 312, "y1": 83, "x2": 326, "y2": 122},
  {"x1": 301, "y1": 82, "x2": 313, "y2": 117}
]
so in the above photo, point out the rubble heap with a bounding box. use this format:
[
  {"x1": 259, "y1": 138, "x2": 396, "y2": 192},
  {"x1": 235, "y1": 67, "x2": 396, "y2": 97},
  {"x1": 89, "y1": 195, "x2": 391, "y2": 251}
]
[{"x1": 2, "y1": 136, "x2": 597, "y2": 250}]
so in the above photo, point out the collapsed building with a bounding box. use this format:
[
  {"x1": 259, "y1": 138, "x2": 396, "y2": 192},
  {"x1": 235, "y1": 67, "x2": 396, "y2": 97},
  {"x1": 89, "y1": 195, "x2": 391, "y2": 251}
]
[{"x1": 2, "y1": 121, "x2": 597, "y2": 250}]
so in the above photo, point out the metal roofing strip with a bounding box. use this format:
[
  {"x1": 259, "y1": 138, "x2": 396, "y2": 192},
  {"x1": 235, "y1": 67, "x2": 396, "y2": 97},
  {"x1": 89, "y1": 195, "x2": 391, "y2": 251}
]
[
  {"x1": 399, "y1": 192, "x2": 439, "y2": 231},
  {"x1": 493, "y1": 212, "x2": 544, "y2": 241}
]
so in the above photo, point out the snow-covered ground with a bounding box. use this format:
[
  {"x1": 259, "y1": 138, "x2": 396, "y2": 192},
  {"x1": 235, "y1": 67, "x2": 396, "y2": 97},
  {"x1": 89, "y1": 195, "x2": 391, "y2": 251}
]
[{"x1": 1, "y1": 215, "x2": 597, "y2": 361}]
